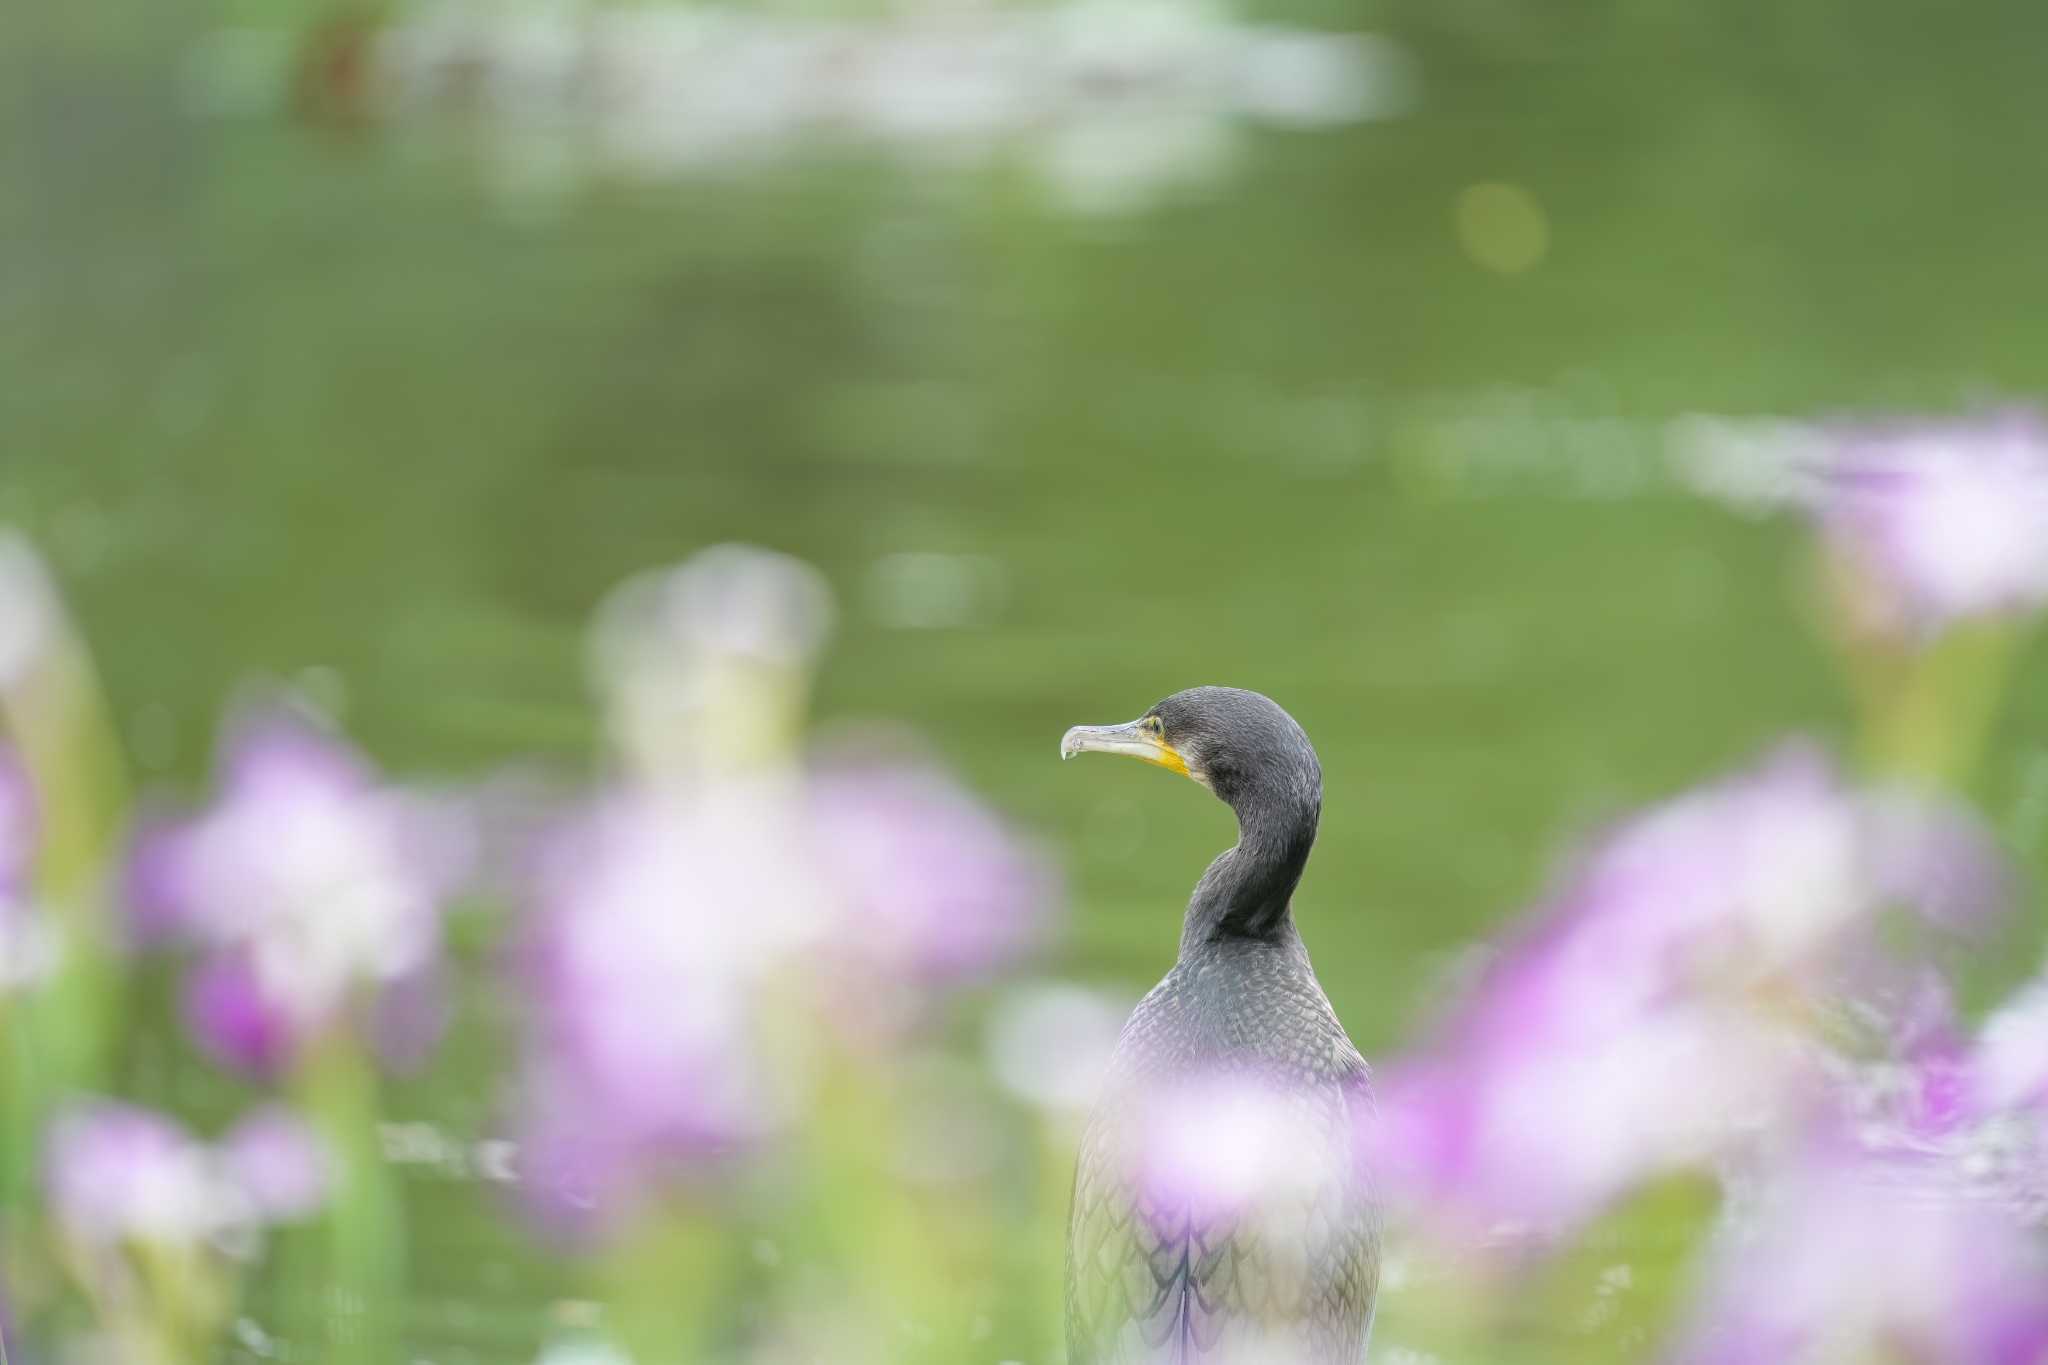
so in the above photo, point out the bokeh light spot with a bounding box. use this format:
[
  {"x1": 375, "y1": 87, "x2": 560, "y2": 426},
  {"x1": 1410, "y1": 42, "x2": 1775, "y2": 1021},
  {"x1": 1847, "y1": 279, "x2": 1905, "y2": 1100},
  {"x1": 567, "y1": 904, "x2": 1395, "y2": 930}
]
[{"x1": 1454, "y1": 181, "x2": 1550, "y2": 275}]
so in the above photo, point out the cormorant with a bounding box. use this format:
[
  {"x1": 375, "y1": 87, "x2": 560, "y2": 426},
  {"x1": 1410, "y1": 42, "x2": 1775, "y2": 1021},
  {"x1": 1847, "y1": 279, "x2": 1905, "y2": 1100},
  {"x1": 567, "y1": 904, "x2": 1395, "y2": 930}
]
[{"x1": 1060, "y1": 686, "x2": 1377, "y2": 1364}]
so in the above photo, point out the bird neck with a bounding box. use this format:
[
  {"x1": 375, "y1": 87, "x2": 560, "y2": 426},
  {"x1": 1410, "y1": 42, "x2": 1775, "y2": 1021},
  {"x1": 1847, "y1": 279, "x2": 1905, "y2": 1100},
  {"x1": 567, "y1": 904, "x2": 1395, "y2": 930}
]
[{"x1": 1180, "y1": 787, "x2": 1319, "y2": 951}]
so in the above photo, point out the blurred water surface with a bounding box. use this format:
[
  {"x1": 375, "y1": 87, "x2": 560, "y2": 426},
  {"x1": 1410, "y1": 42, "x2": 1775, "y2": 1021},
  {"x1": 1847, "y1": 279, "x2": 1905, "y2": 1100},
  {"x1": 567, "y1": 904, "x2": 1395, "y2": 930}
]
[{"x1": 9, "y1": 2, "x2": 2048, "y2": 1360}]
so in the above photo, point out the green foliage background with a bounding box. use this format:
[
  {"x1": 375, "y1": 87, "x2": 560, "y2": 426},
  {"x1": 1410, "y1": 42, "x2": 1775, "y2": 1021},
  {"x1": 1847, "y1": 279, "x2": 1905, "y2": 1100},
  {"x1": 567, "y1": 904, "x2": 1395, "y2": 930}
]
[{"x1": 7, "y1": 2, "x2": 2048, "y2": 1358}]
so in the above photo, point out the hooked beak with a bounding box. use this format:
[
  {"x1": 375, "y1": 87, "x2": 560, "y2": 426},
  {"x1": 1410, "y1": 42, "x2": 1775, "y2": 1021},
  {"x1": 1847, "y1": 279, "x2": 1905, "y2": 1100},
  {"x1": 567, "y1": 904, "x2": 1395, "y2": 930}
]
[{"x1": 1059, "y1": 719, "x2": 1191, "y2": 778}]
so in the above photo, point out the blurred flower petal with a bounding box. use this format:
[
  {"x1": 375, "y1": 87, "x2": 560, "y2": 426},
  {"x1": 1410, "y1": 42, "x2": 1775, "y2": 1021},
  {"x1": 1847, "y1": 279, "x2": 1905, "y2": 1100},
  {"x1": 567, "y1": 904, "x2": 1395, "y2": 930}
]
[
  {"x1": 130, "y1": 704, "x2": 463, "y2": 1075},
  {"x1": 45, "y1": 1101, "x2": 219, "y2": 1246},
  {"x1": 1670, "y1": 1146, "x2": 2048, "y2": 1365},
  {"x1": 121, "y1": 812, "x2": 197, "y2": 946},
  {"x1": 1817, "y1": 412, "x2": 2048, "y2": 636},
  {"x1": 512, "y1": 1098, "x2": 647, "y2": 1245},
  {"x1": 515, "y1": 550, "x2": 1060, "y2": 1247},
  {"x1": 1861, "y1": 788, "x2": 2016, "y2": 932},
  {"x1": 183, "y1": 949, "x2": 299, "y2": 1078},
  {"x1": 1116, "y1": 1065, "x2": 1364, "y2": 1275},
  {"x1": 1372, "y1": 740, "x2": 2018, "y2": 1240},
  {"x1": 0, "y1": 743, "x2": 52, "y2": 993},
  {"x1": 590, "y1": 545, "x2": 833, "y2": 778},
  {"x1": 0, "y1": 533, "x2": 65, "y2": 692},
  {"x1": 0, "y1": 742, "x2": 35, "y2": 888},
  {"x1": 985, "y1": 981, "x2": 1130, "y2": 1113},
  {"x1": 513, "y1": 783, "x2": 824, "y2": 1237},
  {"x1": 369, "y1": 957, "x2": 453, "y2": 1076},
  {"x1": 1977, "y1": 982, "x2": 2048, "y2": 1115},
  {"x1": 219, "y1": 1104, "x2": 330, "y2": 1222},
  {"x1": 810, "y1": 755, "x2": 1059, "y2": 991},
  {"x1": 1373, "y1": 1005, "x2": 1807, "y2": 1236}
]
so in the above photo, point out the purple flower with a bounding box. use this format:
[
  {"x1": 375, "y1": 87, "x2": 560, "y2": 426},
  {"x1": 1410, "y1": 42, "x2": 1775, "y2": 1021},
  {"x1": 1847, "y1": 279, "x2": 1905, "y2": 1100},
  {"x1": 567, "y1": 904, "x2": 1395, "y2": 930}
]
[
  {"x1": 513, "y1": 753, "x2": 1059, "y2": 1240},
  {"x1": 508, "y1": 1095, "x2": 647, "y2": 1238},
  {"x1": 1816, "y1": 412, "x2": 2048, "y2": 636},
  {"x1": 1370, "y1": 742, "x2": 2016, "y2": 1238},
  {"x1": 181, "y1": 949, "x2": 299, "y2": 1077},
  {"x1": 1373, "y1": 1003, "x2": 1809, "y2": 1237},
  {"x1": 1539, "y1": 741, "x2": 1867, "y2": 1001},
  {"x1": 1669, "y1": 1142, "x2": 2048, "y2": 1365},
  {"x1": 369, "y1": 957, "x2": 452, "y2": 1075},
  {"x1": 1861, "y1": 787, "x2": 2017, "y2": 933},
  {"x1": 45, "y1": 1101, "x2": 219, "y2": 1247},
  {"x1": 1836, "y1": 968, "x2": 1979, "y2": 1142},
  {"x1": 1977, "y1": 982, "x2": 2048, "y2": 1115},
  {"x1": 809, "y1": 755, "x2": 1058, "y2": 992},
  {"x1": 513, "y1": 547, "x2": 1060, "y2": 1244},
  {"x1": 127, "y1": 707, "x2": 471, "y2": 1077},
  {"x1": 123, "y1": 815, "x2": 195, "y2": 947},
  {"x1": 512, "y1": 784, "x2": 823, "y2": 1238},
  {"x1": 0, "y1": 743, "x2": 52, "y2": 994},
  {"x1": 1825, "y1": 972, "x2": 2048, "y2": 1230},
  {"x1": 219, "y1": 1104, "x2": 330, "y2": 1222},
  {"x1": 0, "y1": 743, "x2": 34, "y2": 890},
  {"x1": 45, "y1": 1100, "x2": 333, "y2": 1258},
  {"x1": 1404, "y1": 744, "x2": 1859, "y2": 1075}
]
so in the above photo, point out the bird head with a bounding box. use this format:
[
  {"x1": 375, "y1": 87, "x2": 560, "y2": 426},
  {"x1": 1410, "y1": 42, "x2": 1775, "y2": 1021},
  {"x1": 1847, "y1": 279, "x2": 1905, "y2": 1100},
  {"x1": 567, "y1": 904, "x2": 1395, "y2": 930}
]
[{"x1": 1060, "y1": 687, "x2": 1321, "y2": 818}]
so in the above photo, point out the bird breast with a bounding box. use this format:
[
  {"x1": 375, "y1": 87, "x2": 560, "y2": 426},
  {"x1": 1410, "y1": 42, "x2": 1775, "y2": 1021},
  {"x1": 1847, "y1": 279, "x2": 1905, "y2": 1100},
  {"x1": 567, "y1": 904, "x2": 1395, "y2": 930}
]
[{"x1": 1066, "y1": 943, "x2": 1379, "y2": 1364}]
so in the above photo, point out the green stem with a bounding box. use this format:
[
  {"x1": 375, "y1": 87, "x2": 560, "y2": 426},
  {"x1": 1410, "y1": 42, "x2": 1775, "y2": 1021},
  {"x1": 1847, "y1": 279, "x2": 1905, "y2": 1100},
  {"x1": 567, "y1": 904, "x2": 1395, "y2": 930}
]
[
  {"x1": 0, "y1": 603, "x2": 129, "y2": 1340},
  {"x1": 134, "y1": 1238, "x2": 231, "y2": 1365},
  {"x1": 0, "y1": 998, "x2": 41, "y2": 1224},
  {"x1": 1027, "y1": 1118, "x2": 1077, "y2": 1363},
  {"x1": 295, "y1": 1033, "x2": 403, "y2": 1365},
  {"x1": 599, "y1": 1208, "x2": 726, "y2": 1365},
  {"x1": 805, "y1": 1050, "x2": 985, "y2": 1365},
  {"x1": 1852, "y1": 621, "x2": 2019, "y2": 789},
  {"x1": 5, "y1": 643, "x2": 131, "y2": 1095}
]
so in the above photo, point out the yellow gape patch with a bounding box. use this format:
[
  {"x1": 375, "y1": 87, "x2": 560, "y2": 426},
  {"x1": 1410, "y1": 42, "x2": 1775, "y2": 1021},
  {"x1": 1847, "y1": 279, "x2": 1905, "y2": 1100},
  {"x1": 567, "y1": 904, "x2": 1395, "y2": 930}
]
[{"x1": 1144, "y1": 740, "x2": 1191, "y2": 778}]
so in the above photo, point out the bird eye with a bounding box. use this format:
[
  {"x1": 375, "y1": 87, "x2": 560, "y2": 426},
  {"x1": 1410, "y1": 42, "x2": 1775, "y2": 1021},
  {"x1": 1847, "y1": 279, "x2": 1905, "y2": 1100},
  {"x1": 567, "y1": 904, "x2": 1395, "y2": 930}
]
[{"x1": 1143, "y1": 715, "x2": 1163, "y2": 735}]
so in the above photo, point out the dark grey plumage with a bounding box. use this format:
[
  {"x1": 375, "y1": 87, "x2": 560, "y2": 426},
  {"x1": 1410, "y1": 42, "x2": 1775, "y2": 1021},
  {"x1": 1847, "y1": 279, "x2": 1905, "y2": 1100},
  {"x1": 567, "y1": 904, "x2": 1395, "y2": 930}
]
[{"x1": 1062, "y1": 688, "x2": 1378, "y2": 1365}]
